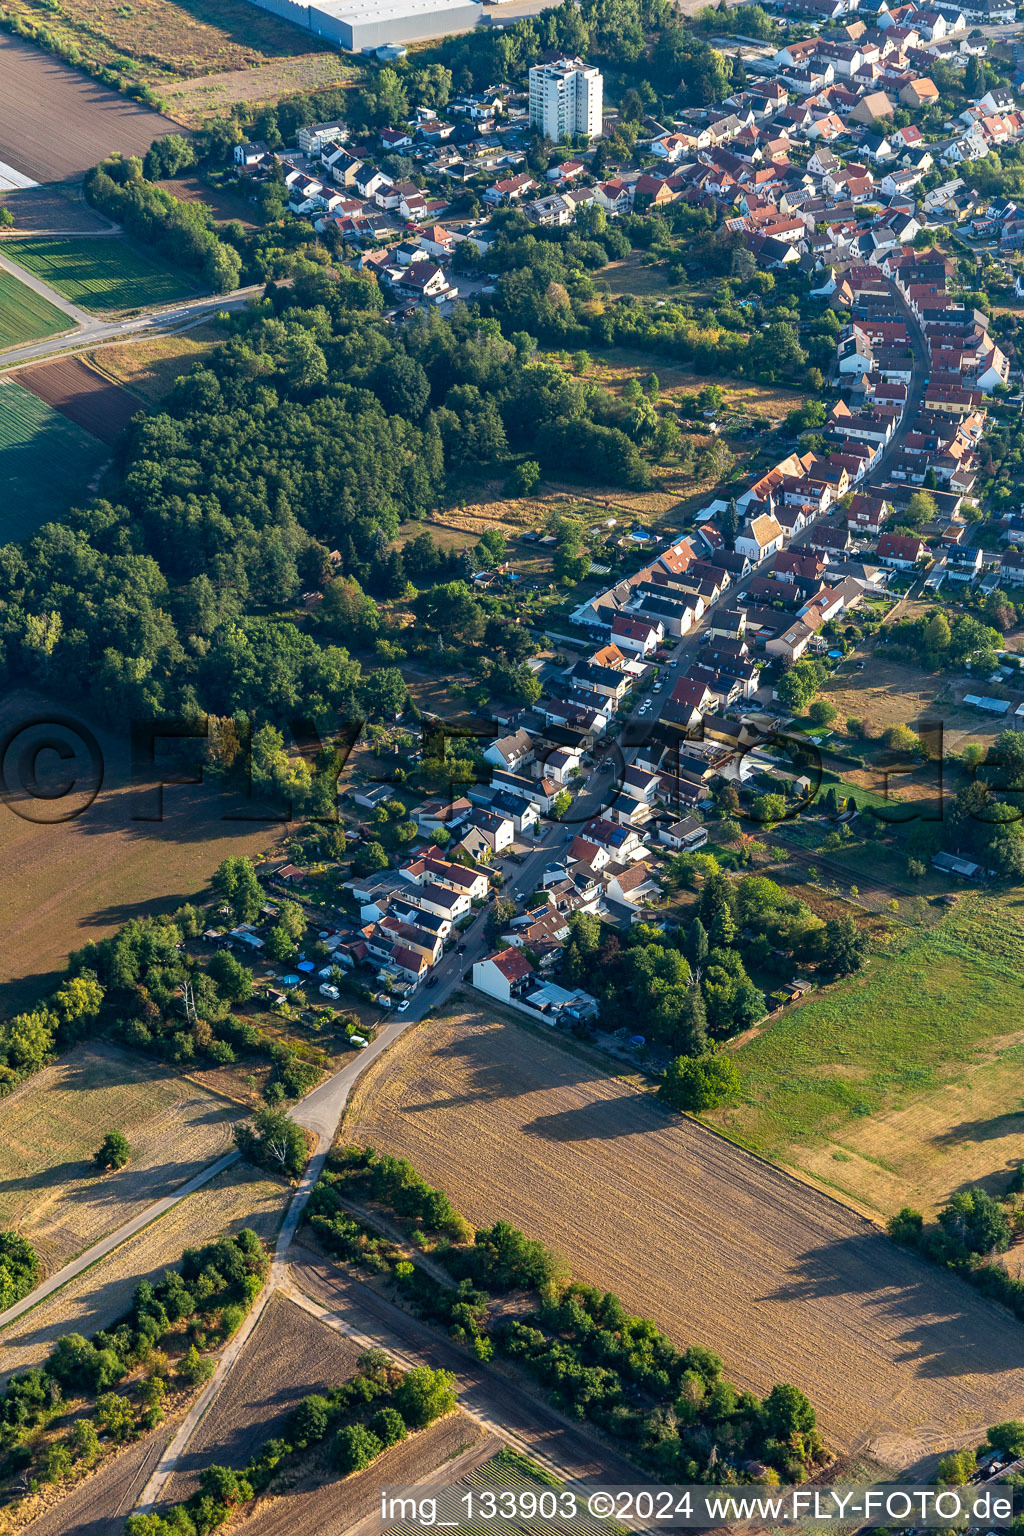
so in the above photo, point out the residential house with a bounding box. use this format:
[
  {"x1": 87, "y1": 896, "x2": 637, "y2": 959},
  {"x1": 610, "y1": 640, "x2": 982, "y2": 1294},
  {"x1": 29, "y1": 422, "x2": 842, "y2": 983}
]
[
  {"x1": 483, "y1": 729, "x2": 535, "y2": 775},
  {"x1": 736, "y1": 512, "x2": 786, "y2": 564},
  {"x1": 877, "y1": 530, "x2": 926, "y2": 567},
  {"x1": 473, "y1": 947, "x2": 535, "y2": 1003},
  {"x1": 658, "y1": 815, "x2": 708, "y2": 851}
]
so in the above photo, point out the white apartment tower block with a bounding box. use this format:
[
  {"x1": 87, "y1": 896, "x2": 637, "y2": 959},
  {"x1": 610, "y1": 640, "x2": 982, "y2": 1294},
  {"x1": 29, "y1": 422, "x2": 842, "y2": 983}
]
[{"x1": 528, "y1": 57, "x2": 603, "y2": 142}]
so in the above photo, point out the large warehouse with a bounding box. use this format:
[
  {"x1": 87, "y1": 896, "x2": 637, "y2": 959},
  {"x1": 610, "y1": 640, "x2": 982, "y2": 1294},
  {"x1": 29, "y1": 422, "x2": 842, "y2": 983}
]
[{"x1": 251, "y1": 0, "x2": 482, "y2": 50}]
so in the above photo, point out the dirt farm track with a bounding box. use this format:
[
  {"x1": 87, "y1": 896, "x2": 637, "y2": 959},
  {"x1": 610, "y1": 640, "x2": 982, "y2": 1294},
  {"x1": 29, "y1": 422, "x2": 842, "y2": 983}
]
[{"x1": 346, "y1": 1008, "x2": 1024, "y2": 1470}]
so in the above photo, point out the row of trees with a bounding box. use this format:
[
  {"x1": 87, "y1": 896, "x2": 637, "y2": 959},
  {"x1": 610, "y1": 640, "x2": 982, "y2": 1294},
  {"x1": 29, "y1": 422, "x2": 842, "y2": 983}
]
[
  {"x1": 308, "y1": 1154, "x2": 826, "y2": 1483},
  {"x1": 0, "y1": 1232, "x2": 268, "y2": 1483},
  {"x1": 84, "y1": 156, "x2": 241, "y2": 292},
  {"x1": 125, "y1": 1353, "x2": 457, "y2": 1536}
]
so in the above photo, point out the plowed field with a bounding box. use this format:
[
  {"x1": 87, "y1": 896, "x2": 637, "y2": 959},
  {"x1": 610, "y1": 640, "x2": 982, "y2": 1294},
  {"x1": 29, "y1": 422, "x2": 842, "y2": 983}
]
[
  {"x1": 12, "y1": 356, "x2": 142, "y2": 443},
  {"x1": 345, "y1": 1006, "x2": 1024, "y2": 1468},
  {"x1": 163, "y1": 1292, "x2": 363, "y2": 1503}
]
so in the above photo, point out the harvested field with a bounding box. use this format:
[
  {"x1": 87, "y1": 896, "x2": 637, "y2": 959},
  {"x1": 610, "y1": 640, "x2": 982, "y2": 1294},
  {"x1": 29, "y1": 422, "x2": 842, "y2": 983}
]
[
  {"x1": 0, "y1": 36, "x2": 180, "y2": 184},
  {"x1": 20, "y1": 1421, "x2": 176, "y2": 1536},
  {"x1": 0, "y1": 268, "x2": 68, "y2": 351},
  {"x1": 709, "y1": 895, "x2": 1024, "y2": 1215},
  {"x1": 4, "y1": 237, "x2": 196, "y2": 311},
  {"x1": 12, "y1": 355, "x2": 143, "y2": 443},
  {"x1": 0, "y1": 186, "x2": 110, "y2": 234},
  {"x1": 0, "y1": 688, "x2": 287, "y2": 1013},
  {"x1": 0, "y1": 1040, "x2": 240, "y2": 1275},
  {"x1": 160, "y1": 56, "x2": 353, "y2": 125},
  {"x1": 157, "y1": 174, "x2": 257, "y2": 225},
  {"x1": 163, "y1": 1292, "x2": 363, "y2": 1502},
  {"x1": 239, "y1": 1411, "x2": 491, "y2": 1536},
  {"x1": 0, "y1": 1163, "x2": 287, "y2": 1384},
  {"x1": 88, "y1": 322, "x2": 222, "y2": 399},
  {"x1": 0, "y1": 380, "x2": 106, "y2": 538},
  {"x1": 344, "y1": 1004, "x2": 1024, "y2": 1465}
]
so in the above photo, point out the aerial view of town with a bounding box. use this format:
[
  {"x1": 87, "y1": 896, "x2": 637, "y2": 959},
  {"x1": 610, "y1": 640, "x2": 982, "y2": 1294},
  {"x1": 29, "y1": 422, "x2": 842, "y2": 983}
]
[{"x1": 7, "y1": 0, "x2": 1024, "y2": 1525}]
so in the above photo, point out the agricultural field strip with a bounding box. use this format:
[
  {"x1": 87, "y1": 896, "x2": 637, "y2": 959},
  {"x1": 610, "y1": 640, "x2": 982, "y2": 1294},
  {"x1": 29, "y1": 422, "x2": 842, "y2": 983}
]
[
  {"x1": 0, "y1": 36, "x2": 181, "y2": 184},
  {"x1": 3, "y1": 238, "x2": 195, "y2": 313},
  {"x1": 289, "y1": 1253, "x2": 648, "y2": 1486},
  {"x1": 282, "y1": 1284, "x2": 575, "y2": 1482},
  {"x1": 161, "y1": 1291, "x2": 364, "y2": 1501},
  {"x1": 0, "y1": 1167, "x2": 287, "y2": 1386},
  {"x1": 0, "y1": 381, "x2": 108, "y2": 540},
  {"x1": 0, "y1": 267, "x2": 69, "y2": 350},
  {"x1": 345, "y1": 1011, "x2": 1024, "y2": 1461},
  {"x1": 12, "y1": 356, "x2": 145, "y2": 443},
  {"x1": 0, "y1": 1151, "x2": 241, "y2": 1334}
]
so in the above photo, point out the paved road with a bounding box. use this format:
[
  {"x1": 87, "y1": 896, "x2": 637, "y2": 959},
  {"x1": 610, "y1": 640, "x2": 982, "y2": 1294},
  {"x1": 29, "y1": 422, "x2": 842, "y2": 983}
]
[
  {"x1": 0, "y1": 246, "x2": 91, "y2": 325},
  {"x1": 0, "y1": 281, "x2": 265, "y2": 369}
]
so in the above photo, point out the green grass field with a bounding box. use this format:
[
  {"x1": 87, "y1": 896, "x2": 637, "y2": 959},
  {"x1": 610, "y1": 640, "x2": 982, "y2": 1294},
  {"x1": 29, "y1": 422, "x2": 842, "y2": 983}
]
[
  {"x1": 4, "y1": 237, "x2": 196, "y2": 312},
  {"x1": 0, "y1": 381, "x2": 106, "y2": 537},
  {"x1": 707, "y1": 895, "x2": 1024, "y2": 1209},
  {"x1": 0, "y1": 267, "x2": 69, "y2": 350}
]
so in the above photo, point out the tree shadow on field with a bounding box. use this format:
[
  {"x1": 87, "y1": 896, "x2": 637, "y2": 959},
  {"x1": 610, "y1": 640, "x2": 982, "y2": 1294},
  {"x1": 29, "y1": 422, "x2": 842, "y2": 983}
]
[
  {"x1": 420, "y1": 1019, "x2": 612, "y2": 1110},
  {"x1": 521, "y1": 1095, "x2": 649, "y2": 1143},
  {"x1": 931, "y1": 1109, "x2": 1024, "y2": 1147},
  {"x1": 167, "y1": 1380, "x2": 319, "y2": 1489},
  {"x1": 770, "y1": 1229, "x2": 1024, "y2": 1381}
]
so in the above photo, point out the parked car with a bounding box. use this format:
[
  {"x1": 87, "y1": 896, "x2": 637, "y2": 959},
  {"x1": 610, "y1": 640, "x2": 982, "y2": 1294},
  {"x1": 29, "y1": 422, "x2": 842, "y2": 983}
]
[{"x1": 397, "y1": 1000, "x2": 410, "y2": 1013}]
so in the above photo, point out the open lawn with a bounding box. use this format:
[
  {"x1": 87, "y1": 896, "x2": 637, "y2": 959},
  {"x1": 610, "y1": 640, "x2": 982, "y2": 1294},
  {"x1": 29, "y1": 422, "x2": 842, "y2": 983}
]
[
  {"x1": 88, "y1": 323, "x2": 222, "y2": 400},
  {"x1": 0, "y1": 268, "x2": 69, "y2": 350},
  {"x1": 586, "y1": 347, "x2": 811, "y2": 422},
  {"x1": 0, "y1": 1041, "x2": 240, "y2": 1275},
  {"x1": 708, "y1": 895, "x2": 1024, "y2": 1216},
  {"x1": 597, "y1": 251, "x2": 674, "y2": 299},
  {"x1": 160, "y1": 56, "x2": 354, "y2": 126},
  {"x1": 344, "y1": 1003, "x2": 1024, "y2": 1466},
  {"x1": 0, "y1": 1164, "x2": 287, "y2": 1384},
  {"x1": 0, "y1": 381, "x2": 106, "y2": 539},
  {"x1": 4, "y1": 238, "x2": 196, "y2": 311},
  {"x1": 822, "y1": 652, "x2": 1013, "y2": 754},
  {"x1": 0, "y1": 688, "x2": 288, "y2": 1014}
]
